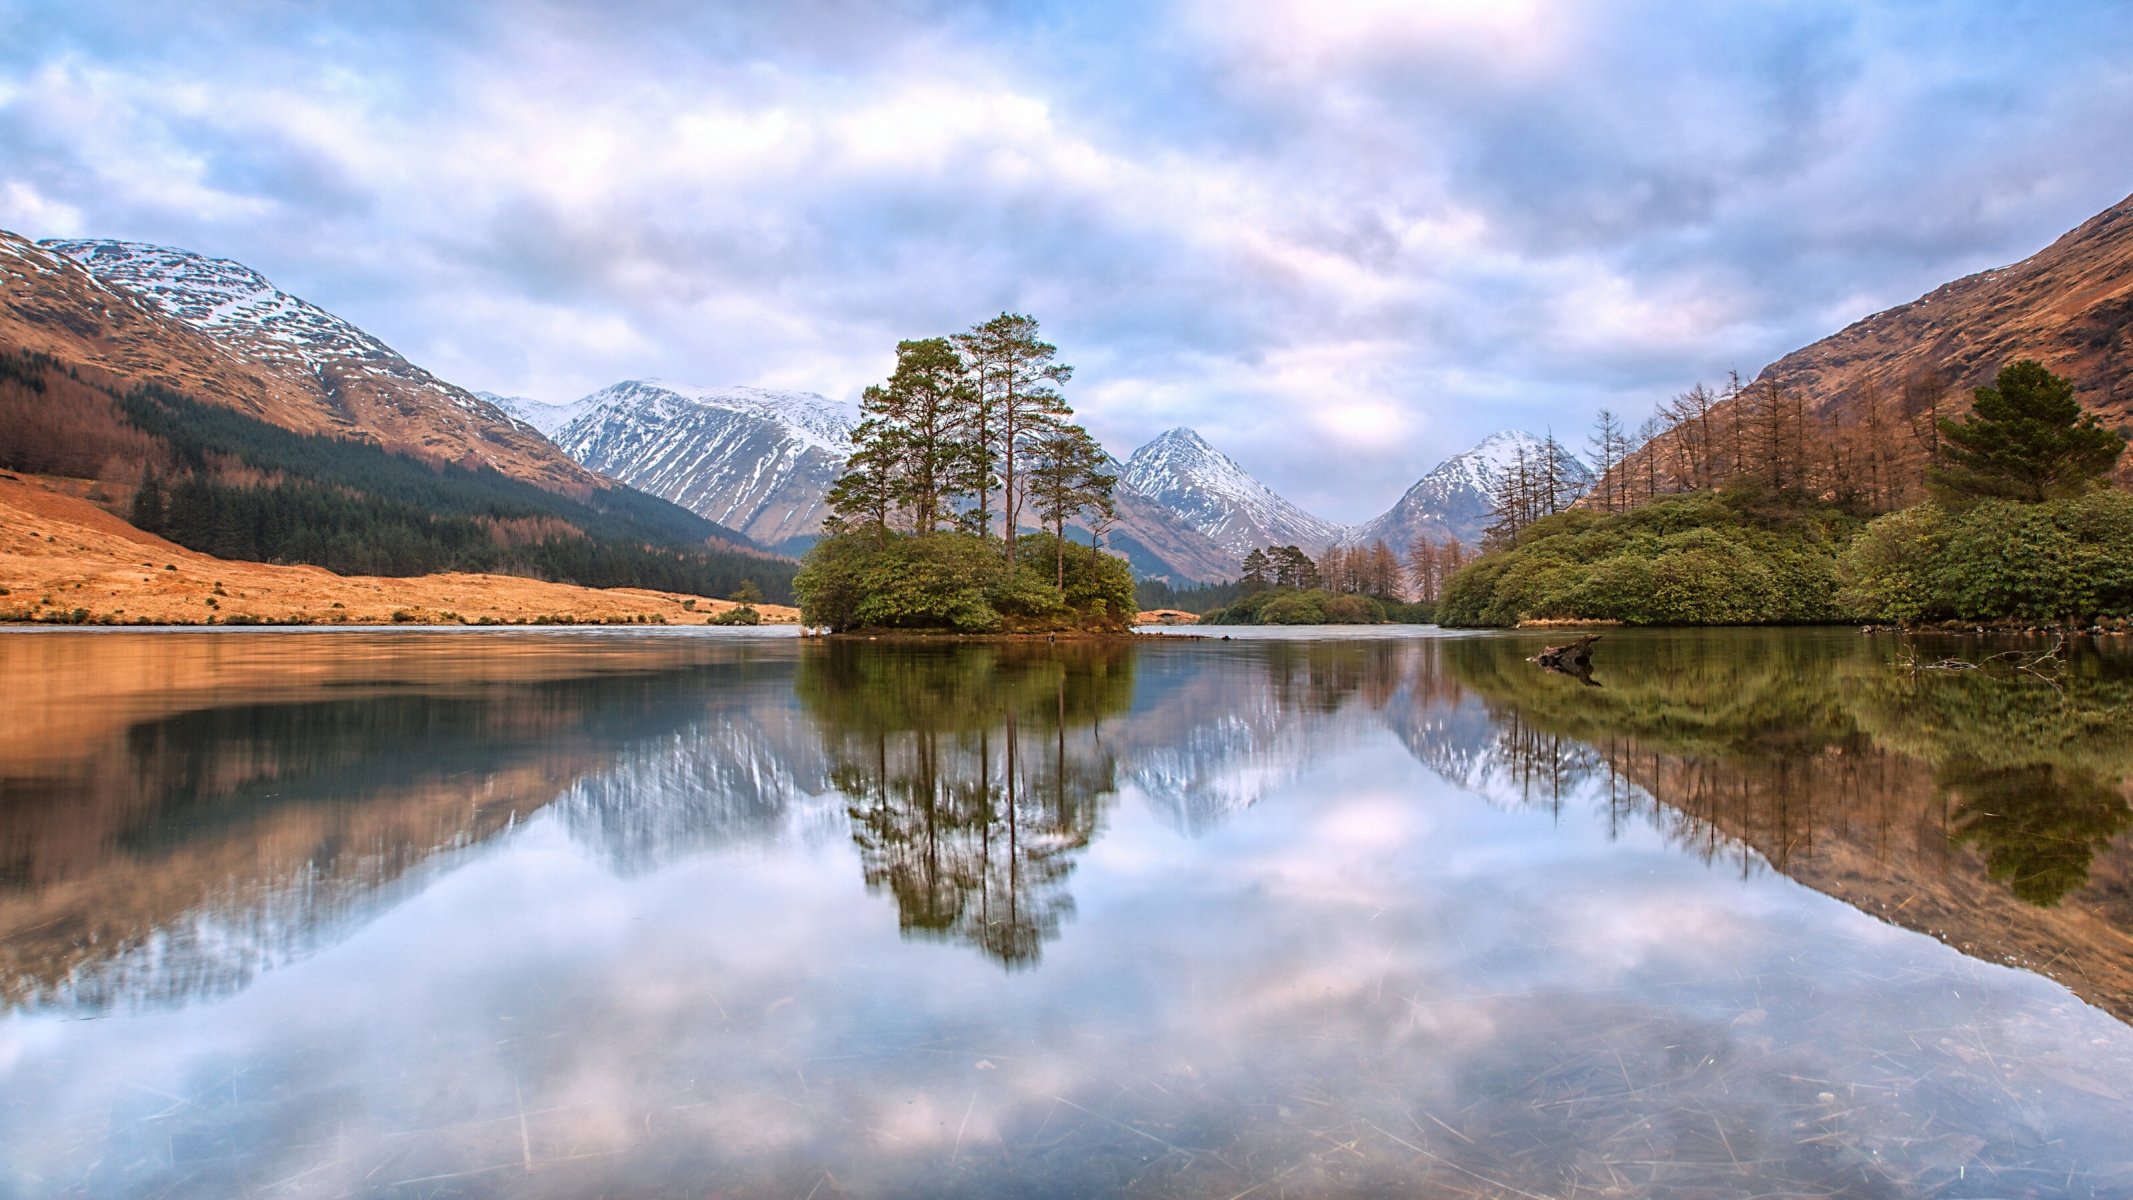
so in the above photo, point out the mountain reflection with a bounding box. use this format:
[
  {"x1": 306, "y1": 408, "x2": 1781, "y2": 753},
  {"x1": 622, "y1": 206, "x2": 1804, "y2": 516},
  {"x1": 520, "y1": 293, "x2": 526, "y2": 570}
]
[
  {"x1": 796, "y1": 642, "x2": 1132, "y2": 967},
  {"x1": 3, "y1": 629, "x2": 2131, "y2": 1023}
]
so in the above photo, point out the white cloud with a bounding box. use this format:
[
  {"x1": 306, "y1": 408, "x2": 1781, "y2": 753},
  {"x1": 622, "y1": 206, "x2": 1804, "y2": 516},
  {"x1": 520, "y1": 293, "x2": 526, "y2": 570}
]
[{"x1": 4, "y1": 1, "x2": 2133, "y2": 519}]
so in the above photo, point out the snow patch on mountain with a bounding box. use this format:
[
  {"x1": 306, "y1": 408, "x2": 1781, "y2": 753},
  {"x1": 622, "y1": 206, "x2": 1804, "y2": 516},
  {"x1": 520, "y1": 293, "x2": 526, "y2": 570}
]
[
  {"x1": 1346, "y1": 431, "x2": 1590, "y2": 550},
  {"x1": 42, "y1": 239, "x2": 502, "y2": 418},
  {"x1": 549, "y1": 380, "x2": 858, "y2": 549},
  {"x1": 481, "y1": 391, "x2": 598, "y2": 438},
  {"x1": 1120, "y1": 427, "x2": 1346, "y2": 555}
]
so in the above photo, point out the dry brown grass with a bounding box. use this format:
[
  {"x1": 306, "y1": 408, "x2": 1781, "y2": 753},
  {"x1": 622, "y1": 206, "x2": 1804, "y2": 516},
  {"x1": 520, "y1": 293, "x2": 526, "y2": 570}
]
[{"x1": 0, "y1": 472, "x2": 798, "y2": 628}]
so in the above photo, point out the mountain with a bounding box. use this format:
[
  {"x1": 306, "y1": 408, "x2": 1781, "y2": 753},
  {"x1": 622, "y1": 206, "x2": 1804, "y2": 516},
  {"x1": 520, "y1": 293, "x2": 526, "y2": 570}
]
[
  {"x1": 1759, "y1": 190, "x2": 2133, "y2": 436},
  {"x1": 39, "y1": 239, "x2": 592, "y2": 493},
  {"x1": 481, "y1": 391, "x2": 599, "y2": 439},
  {"x1": 545, "y1": 381, "x2": 858, "y2": 552},
  {"x1": 1119, "y1": 427, "x2": 1345, "y2": 555},
  {"x1": 1348, "y1": 431, "x2": 1590, "y2": 550},
  {"x1": 1611, "y1": 189, "x2": 2133, "y2": 496},
  {"x1": 2, "y1": 227, "x2": 786, "y2": 598},
  {"x1": 538, "y1": 385, "x2": 1241, "y2": 579}
]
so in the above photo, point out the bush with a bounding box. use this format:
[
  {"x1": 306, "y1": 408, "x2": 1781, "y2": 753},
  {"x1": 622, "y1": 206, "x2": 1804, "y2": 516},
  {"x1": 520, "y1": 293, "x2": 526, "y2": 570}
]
[
  {"x1": 792, "y1": 530, "x2": 1134, "y2": 633},
  {"x1": 707, "y1": 605, "x2": 762, "y2": 625},
  {"x1": 1437, "y1": 489, "x2": 1857, "y2": 627},
  {"x1": 1200, "y1": 587, "x2": 1394, "y2": 625},
  {"x1": 1838, "y1": 490, "x2": 2133, "y2": 622}
]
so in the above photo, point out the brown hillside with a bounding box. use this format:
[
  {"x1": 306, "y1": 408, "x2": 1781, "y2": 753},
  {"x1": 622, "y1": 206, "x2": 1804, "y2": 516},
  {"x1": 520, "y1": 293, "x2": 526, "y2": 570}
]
[
  {"x1": 0, "y1": 230, "x2": 598, "y2": 493},
  {"x1": 0, "y1": 472, "x2": 797, "y2": 628},
  {"x1": 1605, "y1": 191, "x2": 2133, "y2": 504},
  {"x1": 1762, "y1": 191, "x2": 2133, "y2": 429}
]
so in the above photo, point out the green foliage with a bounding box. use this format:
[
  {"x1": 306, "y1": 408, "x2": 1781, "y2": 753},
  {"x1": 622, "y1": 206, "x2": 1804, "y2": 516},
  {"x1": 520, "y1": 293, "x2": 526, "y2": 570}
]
[
  {"x1": 1200, "y1": 587, "x2": 1389, "y2": 625},
  {"x1": 1930, "y1": 359, "x2": 2126, "y2": 504},
  {"x1": 707, "y1": 605, "x2": 762, "y2": 626},
  {"x1": 1133, "y1": 577, "x2": 1245, "y2": 614},
  {"x1": 792, "y1": 530, "x2": 1133, "y2": 633},
  {"x1": 1437, "y1": 489, "x2": 1859, "y2": 627},
  {"x1": 1837, "y1": 490, "x2": 2133, "y2": 621}
]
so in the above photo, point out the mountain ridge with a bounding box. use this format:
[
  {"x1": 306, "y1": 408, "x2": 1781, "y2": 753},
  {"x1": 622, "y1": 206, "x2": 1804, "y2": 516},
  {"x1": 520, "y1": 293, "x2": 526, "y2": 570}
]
[{"x1": 38, "y1": 238, "x2": 596, "y2": 494}]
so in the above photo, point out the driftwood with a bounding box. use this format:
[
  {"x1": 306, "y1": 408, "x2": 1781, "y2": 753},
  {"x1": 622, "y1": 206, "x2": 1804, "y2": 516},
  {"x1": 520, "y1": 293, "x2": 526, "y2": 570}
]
[{"x1": 1531, "y1": 634, "x2": 1600, "y2": 683}]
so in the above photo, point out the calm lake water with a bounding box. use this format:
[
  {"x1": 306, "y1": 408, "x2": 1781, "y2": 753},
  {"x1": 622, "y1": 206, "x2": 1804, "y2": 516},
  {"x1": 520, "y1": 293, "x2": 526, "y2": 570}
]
[{"x1": 3, "y1": 627, "x2": 2132, "y2": 1198}]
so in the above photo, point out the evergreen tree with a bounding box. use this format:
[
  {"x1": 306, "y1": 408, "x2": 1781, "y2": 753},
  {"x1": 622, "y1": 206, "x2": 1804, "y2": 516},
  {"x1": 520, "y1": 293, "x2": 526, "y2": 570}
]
[
  {"x1": 131, "y1": 468, "x2": 166, "y2": 532},
  {"x1": 957, "y1": 313, "x2": 1073, "y2": 563},
  {"x1": 824, "y1": 418, "x2": 904, "y2": 546},
  {"x1": 1930, "y1": 359, "x2": 2126, "y2": 504},
  {"x1": 1025, "y1": 425, "x2": 1116, "y2": 588},
  {"x1": 1240, "y1": 547, "x2": 1272, "y2": 593},
  {"x1": 860, "y1": 338, "x2": 987, "y2": 533}
]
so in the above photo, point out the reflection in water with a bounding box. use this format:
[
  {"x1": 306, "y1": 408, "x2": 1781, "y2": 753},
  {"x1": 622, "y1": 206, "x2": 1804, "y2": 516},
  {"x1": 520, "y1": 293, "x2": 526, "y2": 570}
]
[
  {"x1": 0, "y1": 629, "x2": 2131, "y2": 1198},
  {"x1": 799, "y1": 643, "x2": 1131, "y2": 965},
  {"x1": 1442, "y1": 630, "x2": 2133, "y2": 1018}
]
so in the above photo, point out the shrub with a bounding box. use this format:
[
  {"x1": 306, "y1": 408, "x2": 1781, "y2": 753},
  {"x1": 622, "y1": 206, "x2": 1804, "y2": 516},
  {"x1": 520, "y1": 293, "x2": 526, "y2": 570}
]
[
  {"x1": 793, "y1": 530, "x2": 1133, "y2": 633},
  {"x1": 1839, "y1": 490, "x2": 2133, "y2": 622},
  {"x1": 1437, "y1": 490, "x2": 1859, "y2": 627}
]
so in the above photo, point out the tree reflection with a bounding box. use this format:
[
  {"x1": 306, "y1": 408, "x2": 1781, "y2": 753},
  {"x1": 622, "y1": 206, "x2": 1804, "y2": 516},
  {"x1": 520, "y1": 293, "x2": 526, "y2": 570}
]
[
  {"x1": 797, "y1": 642, "x2": 1132, "y2": 968},
  {"x1": 1943, "y1": 760, "x2": 2133, "y2": 906},
  {"x1": 1441, "y1": 632, "x2": 2133, "y2": 907}
]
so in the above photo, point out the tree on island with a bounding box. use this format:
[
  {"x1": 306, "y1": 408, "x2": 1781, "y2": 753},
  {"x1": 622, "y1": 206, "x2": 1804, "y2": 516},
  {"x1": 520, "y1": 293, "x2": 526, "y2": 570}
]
[
  {"x1": 957, "y1": 313, "x2": 1074, "y2": 561},
  {"x1": 1929, "y1": 359, "x2": 2126, "y2": 504},
  {"x1": 794, "y1": 315, "x2": 1134, "y2": 633},
  {"x1": 1025, "y1": 424, "x2": 1116, "y2": 589}
]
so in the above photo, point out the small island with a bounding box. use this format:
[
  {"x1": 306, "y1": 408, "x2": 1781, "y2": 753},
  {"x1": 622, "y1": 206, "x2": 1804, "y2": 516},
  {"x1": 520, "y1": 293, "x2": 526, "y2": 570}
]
[{"x1": 793, "y1": 315, "x2": 1136, "y2": 634}]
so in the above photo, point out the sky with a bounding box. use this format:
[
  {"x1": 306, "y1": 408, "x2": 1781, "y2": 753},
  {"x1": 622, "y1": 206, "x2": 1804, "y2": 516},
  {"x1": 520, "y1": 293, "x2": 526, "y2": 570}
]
[{"x1": 4, "y1": 2, "x2": 2133, "y2": 522}]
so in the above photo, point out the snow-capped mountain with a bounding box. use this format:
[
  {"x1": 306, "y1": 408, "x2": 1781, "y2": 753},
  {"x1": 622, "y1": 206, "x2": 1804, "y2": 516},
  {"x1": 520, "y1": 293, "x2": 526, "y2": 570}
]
[
  {"x1": 549, "y1": 380, "x2": 859, "y2": 551},
  {"x1": 40, "y1": 238, "x2": 591, "y2": 491},
  {"x1": 479, "y1": 391, "x2": 599, "y2": 438},
  {"x1": 1347, "y1": 431, "x2": 1592, "y2": 550},
  {"x1": 1120, "y1": 427, "x2": 1345, "y2": 556}
]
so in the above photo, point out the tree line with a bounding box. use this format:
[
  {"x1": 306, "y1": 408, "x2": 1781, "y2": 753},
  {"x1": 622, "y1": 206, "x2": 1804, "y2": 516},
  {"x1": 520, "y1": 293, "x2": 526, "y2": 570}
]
[{"x1": 1440, "y1": 359, "x2": 2131, "y2": 626}]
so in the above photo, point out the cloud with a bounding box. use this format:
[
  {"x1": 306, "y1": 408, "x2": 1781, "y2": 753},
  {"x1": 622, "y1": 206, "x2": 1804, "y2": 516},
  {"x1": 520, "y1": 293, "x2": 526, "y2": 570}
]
[{"x1": 3, "y1": 0, "x2": 2132, "y2": 520}]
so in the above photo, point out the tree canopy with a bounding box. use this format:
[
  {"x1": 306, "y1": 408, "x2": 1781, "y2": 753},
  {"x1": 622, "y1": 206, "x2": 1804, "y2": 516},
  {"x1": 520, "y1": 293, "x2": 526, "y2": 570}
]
[{"x1": 1930, "y1": 359, "x2": 2126, "y2": 504}]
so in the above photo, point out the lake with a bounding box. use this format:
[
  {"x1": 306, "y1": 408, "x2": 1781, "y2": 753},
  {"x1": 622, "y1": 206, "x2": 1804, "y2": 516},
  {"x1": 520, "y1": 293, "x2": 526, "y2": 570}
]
[{"x1": 2, "y1": 626, "x2": 2131, "y2": 1198}]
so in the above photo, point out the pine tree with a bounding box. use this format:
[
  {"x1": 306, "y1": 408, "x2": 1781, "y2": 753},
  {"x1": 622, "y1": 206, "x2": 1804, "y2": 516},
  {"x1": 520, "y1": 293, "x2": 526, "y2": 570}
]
[
  {"x1": 958, "y1": 313, "x2": 1074, "y2": 563},
  {"x1": 824, "y1": 418, "x2": 903, "y2": 546},
  {"x1": 1930, "y1": 359, "x2": 2126, "y2": 503},
  {"x1": 860, "y1": 338, "x2": 986, "y2": 533},
  {"x1": 1025, "y1": 425, "x2": 1115, "y2": 588},
  {"x1": 131, "y1": 468, "x2": 166, "y2": 532},
  {"x1": 1240, "y1": 548, "x2": 1271, "y2": 593}
]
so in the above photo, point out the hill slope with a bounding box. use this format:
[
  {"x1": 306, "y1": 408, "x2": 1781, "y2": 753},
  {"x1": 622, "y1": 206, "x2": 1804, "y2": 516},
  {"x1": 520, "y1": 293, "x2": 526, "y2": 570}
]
[
  {"x1": 1758, "y1": 191, "x2": 2133, "y2": 431},
  {"x1": 41, "y1": 238, "x2": 594, "y2": 493}
]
